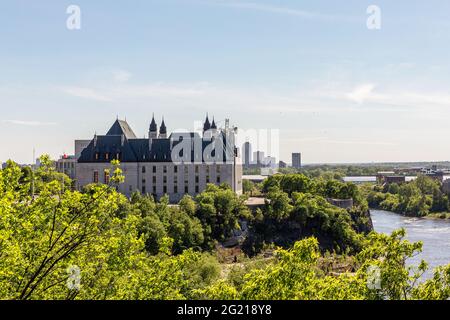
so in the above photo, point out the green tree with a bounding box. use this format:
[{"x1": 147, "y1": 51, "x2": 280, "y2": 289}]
[
  {"x1": 243, "y1": 180, "x2": 256, "y2": 196},
  {"x1": 195, "y1": 184, "x2": 251, "y2": 246},
  {"x1": 0, "y1": 160, "x2": 200, "y2": 300}
]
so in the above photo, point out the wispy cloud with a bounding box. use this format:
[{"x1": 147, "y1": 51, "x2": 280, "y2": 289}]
[
  {"x1": 116, "y1": 83, "x2": 207, "y2": 98},
  {"x1": 3, "y1": 120, "x2": 57, "y2": 126},
  {"x1": 58, "y1": 79, "x2": 450, "y2": 118},
  {"x1": 345, "y1": 83, "x2": 450, "y2": 108},
  {"x1": 60, "y1": 83, "x2": 208, "y2": 102},
  {"x1": 61, "y1": 86, "x2": 113, "y2": 102},
  {"x1": 347, "y1": 84, "x2": 377, "y2": 104},
  {"x1": 112, "y1": 70, "x2": 132, "y2": 82},
  {"x1": 202, "y1": 0, "x2": 352, "y2": 22}
]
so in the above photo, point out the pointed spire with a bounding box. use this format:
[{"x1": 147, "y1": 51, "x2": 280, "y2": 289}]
[
  {"x1": 150, "y1": 113, "x2": 157, "y2": 132},
  {"x1": 211, "y1": 117, "x2": 217, "y2": 129},
  {"x1": 160, "y1": 117, "x2": 167, "y2": 135},
  {"x1": 203, "y1": 113, "x2": 211, "y2": 132}
]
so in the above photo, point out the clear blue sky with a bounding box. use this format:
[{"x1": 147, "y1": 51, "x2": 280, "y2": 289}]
[{"x1": 2, "y1": 0, "x2": 450, "y2": 164}]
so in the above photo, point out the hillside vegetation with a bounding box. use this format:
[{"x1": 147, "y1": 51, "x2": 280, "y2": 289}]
[{"x1": 0, "y1": 157, "x2": 449, "y2": 300}]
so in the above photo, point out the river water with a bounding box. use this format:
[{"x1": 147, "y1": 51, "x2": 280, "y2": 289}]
[{"x1": 371, "y1": 209, "x2": 450, "y2": 279}]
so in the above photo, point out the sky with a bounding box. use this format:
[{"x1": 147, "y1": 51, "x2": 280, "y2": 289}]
[{"x1": 1, "y1": 0, "x2": 450, "y2": 164}]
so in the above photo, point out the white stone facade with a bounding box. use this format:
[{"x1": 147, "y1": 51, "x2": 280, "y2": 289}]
[
  {"x1": 75, "y1": 161, "x2": 242, "y2": 202},
  {"x1": 69, "y1": 117, "x2": 243, "y2": 203}
]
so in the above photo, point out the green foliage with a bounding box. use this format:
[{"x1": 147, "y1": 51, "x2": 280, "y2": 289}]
[
  {"x1": 366, "y1": 175, "x2": 448, "y2": 216},
  {"x1": 246, "y1": 174, "x2": 369, "y2": 256},
  {"x1": 200, "y1": 232, "x2": 450, "y2": 300},
  {"x1": 242, "y1": 179, "x2": 256, "y2": 196},
  {"x1": 195, "y1": 184, "x2": 251, "y2": 247},
  {"x1": 265, "y1": 188, "x2": 292, "y2": 221},
  {"x1": 0, "y1": 161, "x2": 204, "y2": 300},
  {"x1": 178, "y1": 195, "x2": 196, "y2": 217},
  {"x1": 167, "y1": 207, "x2": 204, "y2": 254},
  {"x1": 291, "y1": 192, "x2": 363, "y2": 252},
  {"x1": 356, "y1": 229, "x2": 427, "y2": 300},
  {"x1": 1, "y1": 159, "x2": 449, "y2": 300},
  {"x1": 301, "y1": 165, "x2": 391, "y2": 179},
  {"x1": 262, "y1": 173, "x2": 366, "y2": 208}
]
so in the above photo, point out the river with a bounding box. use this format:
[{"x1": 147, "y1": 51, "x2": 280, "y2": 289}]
[{"x1": 371, "y1": 209, "x2": 450, "y2": 279}]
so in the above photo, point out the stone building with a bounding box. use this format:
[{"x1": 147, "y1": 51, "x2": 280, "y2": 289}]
[
  {"x1": 55, "y1": 154, "x2": 77, "y2": 180},
  {"x1": 376, "y1": 172, "x2": 406, "y2": 185},
  {"x1": 292, "y1": 153, "x2": 301, "y2": 169},
  {"x1": 74, "y1": 115, "x2": 243, "y2": 202}
]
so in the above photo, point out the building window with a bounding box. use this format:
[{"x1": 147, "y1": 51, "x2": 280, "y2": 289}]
[
  {"x1": 206, "y1": 166, "x2": 209, "y2": 174},
  {"x1": 105, "y1": 153, "x2": 109, "y2": 161},
  {"x1": 195, "y1": 186, "x2": 199, "y2": 193},
  {"x1": 95, "y1": 153, "x2": 99, "y2": 160},
  {"x1": 174, "y1": 176, "x2": 178, "y2": 183},
  {"x1": 93, "y1": 171, "x2": 99, "y2": 183},
  {"x1": 152, "y1": 166, "x2": 156, "y2": 173},
  {"x1": 216, "y1": 176, "x2": 221, "y2": 184},
  {"x1": 174, "y1": 166, "x2": 178, "y2": 173},
  {"x1": 142, "y1": 166, "x2": 146, "y2": 173},
  {"x1": 163, "y1": 186, "x2": 167, "y2": 194},
  {"x1": 116, "y1": 153, "x2": 121, "y2": 160},
  {"x1": 153, "y1": 176, "x2": 156, "y2": 184},
  {"x1": 163, "y1": 166, "x2": 167, "y2": 173},
  {"x1": 163, "y1": 176, "x2": 167, "y2": 184},
  {"x1": 184, "y1": 166, "x2": 188, "y2": 174},
  {"x1": 153, "y1": 186, "x2": 156, "y2": 194},
  {"x1": 216, "y1": 165, "x2": 221, "y2": 173},
  {"x1": 142, "y1": 186, "x2": 146, "y2": 194},
  {"x1": 184, "y1": 186, "x2": 189, "y2": 193},
  {"x1": 195, "y1": 165, "x2": 199, "y2": 173},
  {"x1": 206, "y1": 176, "x2": 210, "y2": 183},
  {"x1": 195, "y1": 176, "x2": 199, "y2": 183},
  {"x1": 174, "y1": 186, "x2": 178, "y2": 193},
  {"x1": 104, "y1": 170, "x2": 110, "y2": 184},
  {"x1": 142, "y1": 179, "x2": 146, "y2": 184}
]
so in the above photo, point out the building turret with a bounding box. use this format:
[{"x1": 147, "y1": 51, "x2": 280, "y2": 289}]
[
  {"x1": 159, "y1": 117, "x2": 167, "y2": 138},
  {"x1": 203, "y1": 114, "x2": 211, "y2": 133},
  {"x1": 149, "y1": 114, "x2": 158, "y2": 139}
]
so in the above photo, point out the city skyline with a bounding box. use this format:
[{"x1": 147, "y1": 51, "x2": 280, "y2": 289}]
[{"x1": 2, "y1": 1, "x2": 450, "y2": 164}]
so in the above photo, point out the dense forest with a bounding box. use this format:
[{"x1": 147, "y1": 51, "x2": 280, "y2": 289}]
[{"x1": 0, "y1": 157, "x2": 449, "y2": 300}]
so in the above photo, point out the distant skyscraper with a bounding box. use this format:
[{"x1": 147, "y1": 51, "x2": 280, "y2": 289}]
[
  {"x1": 292, "y1": 153, "x2": 302, "y2": 169},
  {"x1": 253, "y1": 151, "x2": 265, "y2": 165},
  {"x1": 243, "y1": 142, "x2": 252, "y2": 167}
]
